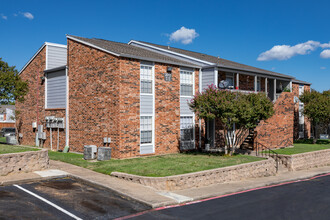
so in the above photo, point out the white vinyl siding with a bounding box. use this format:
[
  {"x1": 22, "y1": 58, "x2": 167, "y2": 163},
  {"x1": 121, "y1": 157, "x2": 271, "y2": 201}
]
[
  {"x1": 140, "y1": 62, "x2": 155, "y2": 155},
  {"x1": 47, "y1": 45, "x2": 67, "y2": 70},
  {"x1": 180, "y1": 97, "x2": 193, "y2": 115},
  {"x1": 201, "y1": 68, "x2": 215, "y2": 91},
  {"x1": 140, "y1": 95, "x2": 153, "y2": 115},
  {"x1": 46, "y1": 69, "x2": 66, "y2": 109}
]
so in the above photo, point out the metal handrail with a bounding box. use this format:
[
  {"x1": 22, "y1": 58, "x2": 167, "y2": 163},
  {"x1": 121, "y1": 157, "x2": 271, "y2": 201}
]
[{"x1": 255, "y1": 141, "x2": 279, "y2": 173}]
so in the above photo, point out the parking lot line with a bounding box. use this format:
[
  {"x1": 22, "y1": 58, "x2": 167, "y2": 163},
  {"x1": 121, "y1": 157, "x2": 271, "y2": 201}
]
[{"x1": 13, "y1": 184, "x2": 83, "y2": 220}]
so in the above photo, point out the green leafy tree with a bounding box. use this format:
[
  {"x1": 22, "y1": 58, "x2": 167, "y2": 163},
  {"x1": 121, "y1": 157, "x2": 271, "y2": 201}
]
[
  {"x1": 189, "y1": 85, "x2": 274, "y2": 155},
  {"x1": 0, "y1": 58, "x2": 28, "y2": 104},
  {"x1": 300, "y1": 89, "x2": 330, "y2": 142}
]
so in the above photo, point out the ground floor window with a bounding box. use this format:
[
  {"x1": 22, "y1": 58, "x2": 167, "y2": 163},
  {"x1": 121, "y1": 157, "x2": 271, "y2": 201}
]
[
  {"x1": 140, "y1": 116, "x2": 152, "y2": 144},
  {"x1": 180, "y1": 116, "x2": 194, "y2": 150}
]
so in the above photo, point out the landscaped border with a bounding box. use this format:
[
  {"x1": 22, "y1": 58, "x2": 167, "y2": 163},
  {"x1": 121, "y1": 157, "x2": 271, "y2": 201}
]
[
  {"x1": 111, "y1": 158, "x2": 276, "y2": 191},
  {"x1": 0, "y1": 149, "x2": 49, "y2": 176},
  {"x1": 274, "y1": 149, "x2": 330, "y2": 171}
]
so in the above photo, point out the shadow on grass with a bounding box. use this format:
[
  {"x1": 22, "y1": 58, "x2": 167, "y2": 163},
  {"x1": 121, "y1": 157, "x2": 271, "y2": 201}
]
[
  {"x1": 181, "y1": 150, "x2": 239, "y2": 157},
  {"x1": 294, "y1": 139, "x2": 330, "y2": 145}
]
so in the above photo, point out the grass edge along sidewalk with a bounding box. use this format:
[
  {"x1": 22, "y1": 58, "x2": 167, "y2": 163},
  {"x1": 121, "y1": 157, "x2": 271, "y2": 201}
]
[
  {"x1": 0, "y1": 144, "x2": 40, "y2": 154},
  {"x1": 49, "y1": 151, "x2": 264, "y2": 177},
  {"x1": 272, "y1": 139, "x2": 330, "y2": 155}
]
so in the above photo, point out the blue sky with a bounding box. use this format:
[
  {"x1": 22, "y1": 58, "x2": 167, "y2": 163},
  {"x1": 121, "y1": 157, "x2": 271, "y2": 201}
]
[{"x1": 1, "y1": 0, "x2": 329, "y2": 91}]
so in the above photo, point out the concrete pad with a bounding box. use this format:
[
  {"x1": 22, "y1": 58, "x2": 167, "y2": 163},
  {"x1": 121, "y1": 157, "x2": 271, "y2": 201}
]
[
  {"x1": 157, "y1": 191, "x2": 193, "y2": 203},
  {"x1": 34, "y1": 169, "x2": 69, "y2": 178}
]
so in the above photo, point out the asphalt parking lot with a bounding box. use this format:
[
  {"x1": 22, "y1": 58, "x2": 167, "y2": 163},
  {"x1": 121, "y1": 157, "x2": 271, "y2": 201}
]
[
  {"x1": 0, "y1": 178, "x2": 149, "y2": 219},
  {"x1": 128, "y1": 174, "x2": 330, "y2": 220}
]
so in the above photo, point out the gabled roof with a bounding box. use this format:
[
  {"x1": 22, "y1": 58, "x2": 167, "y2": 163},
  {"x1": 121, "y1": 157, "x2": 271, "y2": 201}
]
[
  {"x1": 19, "y1": 42, "x2": 67, "y2": 75},
  {"x1": 66, "y1": 35, "x2": 199, "y2": 68},
  {"x1": 130, "y1": 40, "x2": 295, "y2": 79}
]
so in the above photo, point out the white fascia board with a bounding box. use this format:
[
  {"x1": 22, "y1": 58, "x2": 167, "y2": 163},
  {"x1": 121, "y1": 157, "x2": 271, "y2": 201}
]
[
  {"x1": 129, "y1": 40, "x2": 214, "y2": 66},
  {"x1": 66, "y1": 35, "x2": 120, "y2": 57},
  {"x1": 19, "y1": 43, "x2": 47, "y2": 75},
  {"x1": 45, "y1": 42, "x2": 67, "y2": 48}
]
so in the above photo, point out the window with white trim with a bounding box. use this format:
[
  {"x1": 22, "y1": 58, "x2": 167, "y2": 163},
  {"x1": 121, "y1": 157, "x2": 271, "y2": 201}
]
[
  {"x1": 140, "y1": 65, "x2": 153, "y2": 94},
  {"x1": 140, "y1": 116, "x2": 152, "y2": 144},
  {"x1": 226, "y1": 73, "x2": 234, "y2": 89},
  {"x1": 180, "y1": 70, "x2": 193, "y2": 96},
  {"x1": 257, "y1": 77, "x2": 261, "y2": 91},
  {"x1": 180, "y1": 116, "x2": 194, "y2": 141},
  {"x1": 0, "y1": 114, "x2": 4, "y2": 121}
]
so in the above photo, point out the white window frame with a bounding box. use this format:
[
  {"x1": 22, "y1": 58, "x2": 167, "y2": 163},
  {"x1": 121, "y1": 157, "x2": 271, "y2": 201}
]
[
  {"x1": 226, "y1": 73, "x2": 234, "y2": 89},
  {"x1": 180, "y1": 67, "x2": 196, "y2": 149},
  {"x1": 180, "y1": 69, "x2": 194, "y2": 97},
  {"x1": 0, "y1": 114, "x2": 4, "y2": 121},
  {"x1": 257, "y1": 77, "x2": 261, "y2": 92},
  {"x1": 140, "y1": 64, "x2": 153, "y2": 95},
  {"x1": 140, "y1": 62, "x2": 155, "y2": 154}
]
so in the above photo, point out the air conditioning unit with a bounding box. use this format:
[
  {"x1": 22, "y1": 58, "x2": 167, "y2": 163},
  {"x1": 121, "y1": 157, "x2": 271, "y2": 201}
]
[
  {"x1": 6, "y1": 136, "x2": 18, "y2": 145},
  {"x1": 84, "y1": 145, "x2": 97, "y2": 160},
  {"x1": 97, "y1": 147, "x2": 111, "y2": 161}
]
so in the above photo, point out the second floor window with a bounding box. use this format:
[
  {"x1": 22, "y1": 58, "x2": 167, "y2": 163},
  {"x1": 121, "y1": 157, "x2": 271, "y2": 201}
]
[
  {"x1": 180, "y1": 70, "x2": 193, "y2": 96},
  {"x1": 140, "y1": 65, "x2": 153, "y2": 94}
]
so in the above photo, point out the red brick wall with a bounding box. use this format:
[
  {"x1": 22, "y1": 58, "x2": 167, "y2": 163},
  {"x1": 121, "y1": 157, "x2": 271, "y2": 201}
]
[
  {"x1": 67, "y1": 39, "x2": 199, "y2": 158},
  {"x1": 254, "y1": 92, "x2": 294, "y2": 148},
  {"x1": 16, "y1": 47, "x2": 66, "y2": 149},
  {"x1": 292, "y1": 83, "x2": 311, "y2": 139},
  {"x1": 67, "y1": 39, "x2": 121, "y2": 155}
]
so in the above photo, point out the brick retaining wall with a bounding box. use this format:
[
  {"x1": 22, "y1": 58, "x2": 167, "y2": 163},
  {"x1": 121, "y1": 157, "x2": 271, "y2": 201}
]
[
  {"x1": 0, "y1": 149, "x2": 49, "y2": 176},
  {"x1": 111, "y1": 158, "x2": 276, "y2": 191},
  {"x1": 273, "y1": 149, "x2": 330, "y2": 171}
]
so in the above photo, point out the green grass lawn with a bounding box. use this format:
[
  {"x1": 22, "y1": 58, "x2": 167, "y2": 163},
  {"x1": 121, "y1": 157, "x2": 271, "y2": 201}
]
[
  {"x1": 0, "y1": 137, "x2": 6, "y2": 143},
  {"x1": 49, "y1": 151, "x2": 264, "y2": 177},
  {"x1": 0, "y1": 144, "x2": 40, "y2": 154},
  {"x1": 273, "y1": 139, "x2": 330, "y2": 155}
]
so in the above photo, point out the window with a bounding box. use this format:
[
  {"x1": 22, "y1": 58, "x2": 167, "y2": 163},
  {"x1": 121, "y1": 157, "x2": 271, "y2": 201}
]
[
  {"x1": 140, "y1": 65, "x2": 153, "y2": 94},
  {"x1": 180, "y1": 70, "x2": 193, "y2": 96},
  {"x1": 46, "y1": 69, "x2": 66, "y2": 109},
  {"x1": 257, "y1": 77, "x2": 261, "y2": 91},
  {"x1": 140, "y1": 116, "x2": 152, "y2": 144},
  {"x1": 180, "y1": 116, "x2": 194, "y2": 142},
  {"x1": 0, "y1": 114, "x2": 4, "y2": 121},
  {"x1": 226, "y1": 73, "x2": 234, "y2": 89}
]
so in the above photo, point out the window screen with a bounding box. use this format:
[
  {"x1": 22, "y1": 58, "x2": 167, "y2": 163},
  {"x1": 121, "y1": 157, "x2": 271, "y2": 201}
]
[
  {"x1": 141, "y1": 116, "x2": 152, "y2": 144},
  {"x1": 180, "y1": 70, "x2": 193, "y2": 96},
  {"x1": 140, "y1": 65, "x2": 153, "y2": 94}
]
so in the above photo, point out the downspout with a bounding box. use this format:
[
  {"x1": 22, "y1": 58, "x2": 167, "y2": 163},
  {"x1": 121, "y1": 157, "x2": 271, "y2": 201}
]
[
  {"x1": 65, "y1": 66, "x2": 69, "y2": 146},
  {"x1": 199, "y1": 68, "x2": 202, "y2": 150}
]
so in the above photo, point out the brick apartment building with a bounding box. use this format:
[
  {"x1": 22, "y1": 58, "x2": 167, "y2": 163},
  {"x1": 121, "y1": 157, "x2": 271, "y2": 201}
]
[{"x1": 16, "y1": 35, "x2": 311, "y2": 158}]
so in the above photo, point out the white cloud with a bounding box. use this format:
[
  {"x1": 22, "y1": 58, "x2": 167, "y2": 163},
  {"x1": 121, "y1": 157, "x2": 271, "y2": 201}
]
[
  {"x1": 257, "y1": 41, "x2": 320, "y2": 61},
  {"x1": 320, "y1": 42, "x2": 330, "y2": 48},
  {"x1": 22, "y1": 12, "x2": 34, "y2": 20},
  {"x1": 320, "y1": 66, "x2": 326, "y2": 70},
  {"x1": 320, "y1": 49, "x2": 330, "y2": 59},
  {"x1": 169, "y1": 26, "x2": 199, "y2": 44},
  {"x1": 1, "y1": 14, "x2": 7, "y2": 20}
]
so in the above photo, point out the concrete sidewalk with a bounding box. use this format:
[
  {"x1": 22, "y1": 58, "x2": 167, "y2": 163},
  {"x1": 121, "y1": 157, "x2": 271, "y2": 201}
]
[{"x1": 1, "y1": 160, "x2": 330, "y2": 208}]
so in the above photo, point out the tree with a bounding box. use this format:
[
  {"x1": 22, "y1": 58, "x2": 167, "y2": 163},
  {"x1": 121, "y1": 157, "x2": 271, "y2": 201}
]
[
  {"x1": 0, "y1": 58, "x2": 28, "y2": 104},
  {"x1": 299, "y1": 89, "x2": 330, "y2": 142},
  {"x1": 189, "y1": 85, "x2": 274, "y2": 155}
]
